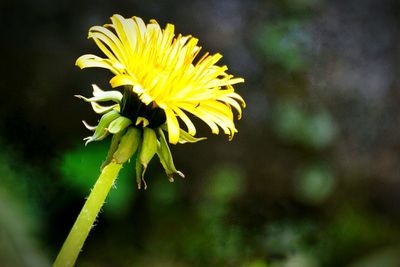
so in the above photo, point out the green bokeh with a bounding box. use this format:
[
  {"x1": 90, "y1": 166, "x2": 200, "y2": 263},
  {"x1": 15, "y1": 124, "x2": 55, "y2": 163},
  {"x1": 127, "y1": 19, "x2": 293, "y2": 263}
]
[
  {"x1": 60, "y1": 141, "x2": 136, "y2": 217},
  {"x1": 294, "y1": 163, "x2": 336, "y2": 205},
  {"x1": 0, "y1": 144, "x2": 49, "y2": 267},
  {"x1": 257, "y1": 20, "x2": 310, "y2": 72},
  {"x1": 273, "y1": 101, "x2": 337, "y2": 149}
]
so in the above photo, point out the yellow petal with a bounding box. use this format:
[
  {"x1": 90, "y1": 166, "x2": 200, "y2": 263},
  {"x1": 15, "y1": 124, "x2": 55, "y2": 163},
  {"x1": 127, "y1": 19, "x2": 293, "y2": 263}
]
[
  {"x1": 110, "y1": 15, "x2": 137, "y2": 57},
  {"x1": 178, "y1": 103, "x2": 220, "y2": 134},
  {"x1": 76, "y1": 54, "x2": 126, "y2": 75},
  {"x1": 164, "y1": 108, "x2": 180, "y2": 144},
  {"x1": 219, "y1": 95, "x2": 243, "y2": 119},
  {"x1": 132, "y1": 16, "x2": 147, "y2": 39},
  {"x1": 170, "y1": 106, "x2": 196, "y2": 136},
  {"x1": 89, "y1": 26, "x2": 127, "y2": 63},
  {"x1": 206, "y1": 77, "x2": 245, "y2": 88},
  {"x1": 110, "y1": 74, "x2": 136, "y2": 88}
]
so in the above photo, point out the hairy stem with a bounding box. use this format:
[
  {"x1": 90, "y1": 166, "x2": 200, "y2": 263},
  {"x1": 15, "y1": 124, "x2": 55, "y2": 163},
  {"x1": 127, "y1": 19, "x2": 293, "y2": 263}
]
[{"x1": 53, "y1": 162, "x2": 122, "y2": 267}]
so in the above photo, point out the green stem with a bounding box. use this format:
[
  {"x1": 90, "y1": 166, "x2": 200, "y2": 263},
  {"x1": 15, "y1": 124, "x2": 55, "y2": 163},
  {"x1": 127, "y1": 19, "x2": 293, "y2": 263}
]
[{"x1": 53, "y1": 162, "x2": 123, "y2": 267}]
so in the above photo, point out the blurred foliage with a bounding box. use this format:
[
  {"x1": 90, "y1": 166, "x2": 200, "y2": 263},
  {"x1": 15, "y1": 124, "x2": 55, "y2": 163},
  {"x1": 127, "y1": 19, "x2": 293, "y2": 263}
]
[
  {"x1": 293, "y1": 162, "x2": 336, "y2": 205},
  {"x1": 270, "y1": 252, "x2": 318, "y2": 267},
  {"x1": 60, "y1": 141, "x2": 136, "y2": 217},
  {"x1": 0, "y1": 142, "x2": 49, "y2": 267},
  {"x1": 257, "y1": 20, "x2": 310, "y2": 72},
  {"x1": 315, "y1": 207, "x2": 400, "y2": 266},
  {"x1": 242, "y1": 259, "x2": 268, "y2": 267},
  {"x1": 282, "y1": 0, "x2": 321, "y2": 11},
  {"x1": 142, "y1": 165, "x2": 247, "y2": 267},
  {"x1": 347, "y1": 246, "x2": 400, "y2": 267},
  {"x1": 260, "y1": 220, "x2": 315, "y2": 257},
  {"x1": 272, "y1": 101, "x2": 337, "y2": 149}
]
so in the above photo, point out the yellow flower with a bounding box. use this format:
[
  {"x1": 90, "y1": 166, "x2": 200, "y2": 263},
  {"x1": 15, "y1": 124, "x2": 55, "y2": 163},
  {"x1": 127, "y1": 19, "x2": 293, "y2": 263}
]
[{"x1": 76, "y1": 14, "x2": 245, "y2": 145}]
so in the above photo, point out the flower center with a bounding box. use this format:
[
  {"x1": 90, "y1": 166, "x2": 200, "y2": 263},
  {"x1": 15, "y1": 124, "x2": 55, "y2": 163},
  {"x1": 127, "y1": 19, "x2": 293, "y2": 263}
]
[{"x1": 120, "y1": 86, "x2": 166, "y2": 128}]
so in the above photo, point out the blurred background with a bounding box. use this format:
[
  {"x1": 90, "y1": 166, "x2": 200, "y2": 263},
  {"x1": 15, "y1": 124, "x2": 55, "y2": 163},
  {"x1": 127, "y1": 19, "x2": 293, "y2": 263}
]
[{"x1": 1, "y1": 0, "x2": 400, "y2": 266}]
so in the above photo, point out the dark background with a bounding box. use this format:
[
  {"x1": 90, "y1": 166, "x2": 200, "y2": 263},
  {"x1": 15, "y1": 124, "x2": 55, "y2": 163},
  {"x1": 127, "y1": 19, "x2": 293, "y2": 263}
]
[{"x1": 1, "y1": 0, "x2": 400, "y2": 266}]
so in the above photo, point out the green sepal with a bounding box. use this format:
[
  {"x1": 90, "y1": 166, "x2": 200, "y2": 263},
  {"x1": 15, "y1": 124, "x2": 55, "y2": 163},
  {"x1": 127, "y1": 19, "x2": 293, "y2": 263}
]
[
  {"x1": 91, "y1": 83, "x2": 106, "y2": 97},
  {"x1": 156, "y1": 129, "x2": 184, "y2": 182},
  {"x1": 112, "y1": 127, "x2": 141, "y2": 164},
  {"x1": 135, "y1": 144, "x2": 145, "y2": 189},
  {"x1": 178, "y1": 129, "x2": 207, "y2": 144},
  {"x1": 91, "y1": 102, "x2": 119, "y2": 114},
  {"x1": 139, "y1": 128, "x2": 158, "y2": 167},
  {"x1": 136, "y1": 128, "x2": 158, "y2": 189},
  {"x1": 84, "y1": 110, "x2": 120, "y2": 145},
  {"x1": 161, "y1": 125, "x2": 207, "y2": 144},
  {"x1": 82, "y1": 120, "x2": 97, "y2": 131},
  {"x1": 107, "y1": 116, "x2": 132, "y2": 134},
  {"x1": 101, "y1": 129, "x2": 125, "y2": 170},
  {"x1": 75, "y1": 90, "x2": 122, "y2": 104}
]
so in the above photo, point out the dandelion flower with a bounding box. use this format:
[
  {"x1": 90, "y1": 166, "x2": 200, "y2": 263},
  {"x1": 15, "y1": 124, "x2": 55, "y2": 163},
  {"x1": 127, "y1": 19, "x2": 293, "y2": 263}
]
[{"x1": 75, "y1": 14, "x2": 245, "y2": 188}]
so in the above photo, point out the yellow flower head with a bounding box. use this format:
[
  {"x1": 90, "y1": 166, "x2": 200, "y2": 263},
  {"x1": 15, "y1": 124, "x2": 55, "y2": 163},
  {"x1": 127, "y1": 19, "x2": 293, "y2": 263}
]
[{"x1": 76, "y1": 14, "x2": 245, "y2": 145}]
